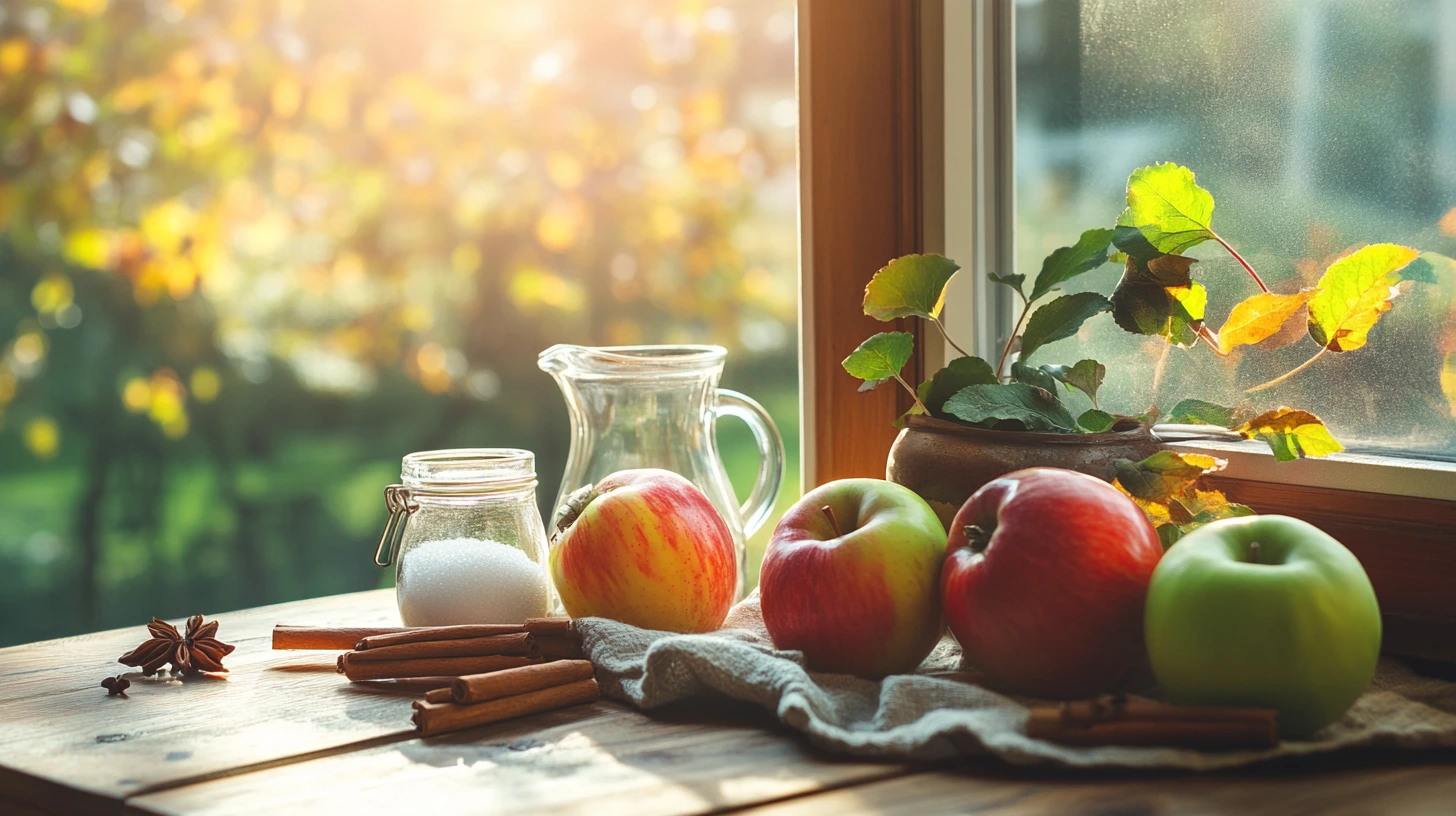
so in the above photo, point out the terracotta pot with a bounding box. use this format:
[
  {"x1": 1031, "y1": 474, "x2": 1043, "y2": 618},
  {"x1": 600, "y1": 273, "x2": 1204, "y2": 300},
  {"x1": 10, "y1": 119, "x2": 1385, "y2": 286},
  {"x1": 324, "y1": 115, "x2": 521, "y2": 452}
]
[{"x1": 886, "y1": 415, "x2": 1165, "y2": 527}]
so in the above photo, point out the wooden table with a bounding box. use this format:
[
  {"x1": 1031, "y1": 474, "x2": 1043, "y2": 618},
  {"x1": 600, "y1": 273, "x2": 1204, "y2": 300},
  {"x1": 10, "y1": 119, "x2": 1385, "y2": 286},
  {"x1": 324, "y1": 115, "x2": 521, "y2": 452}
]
[{"x1": 2, "y1": 590, "x2": 1453, "y2": 815}]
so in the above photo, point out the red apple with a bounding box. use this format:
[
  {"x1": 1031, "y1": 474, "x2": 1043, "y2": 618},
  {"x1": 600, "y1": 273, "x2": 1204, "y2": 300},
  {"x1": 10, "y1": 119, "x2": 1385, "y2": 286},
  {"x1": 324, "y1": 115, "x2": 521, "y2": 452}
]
[
  {"x1": 760, "y1": 479, "x2": 947, "y2": 678},
  {"x1": 549, "y1": 468, "x2": 736, "y2": 633},
  {"x1": 941, "y1": 467, "x2": 1161, "y2": 699}
]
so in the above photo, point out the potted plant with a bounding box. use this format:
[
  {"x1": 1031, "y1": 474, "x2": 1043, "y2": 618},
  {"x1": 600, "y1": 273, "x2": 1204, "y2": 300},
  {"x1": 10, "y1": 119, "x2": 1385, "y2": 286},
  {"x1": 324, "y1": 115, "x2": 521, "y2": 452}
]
[{"x1": 844, "y1": 162, "x2": 1444, "y2": 543}]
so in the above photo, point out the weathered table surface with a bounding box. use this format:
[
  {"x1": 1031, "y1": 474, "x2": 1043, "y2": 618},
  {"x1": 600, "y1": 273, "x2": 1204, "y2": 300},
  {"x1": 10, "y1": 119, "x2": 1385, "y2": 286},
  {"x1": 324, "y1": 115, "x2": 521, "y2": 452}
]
[{"x1": 1, "y1": 590, "x2": 1453, "y2": 816}]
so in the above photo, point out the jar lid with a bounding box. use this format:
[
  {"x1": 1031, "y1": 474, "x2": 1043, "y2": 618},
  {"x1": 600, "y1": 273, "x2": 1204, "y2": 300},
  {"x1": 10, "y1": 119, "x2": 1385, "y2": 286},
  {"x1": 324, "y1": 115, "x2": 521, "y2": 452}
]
[{"x1": 400, "y1": 448, "x2": 536, "y2": 494}]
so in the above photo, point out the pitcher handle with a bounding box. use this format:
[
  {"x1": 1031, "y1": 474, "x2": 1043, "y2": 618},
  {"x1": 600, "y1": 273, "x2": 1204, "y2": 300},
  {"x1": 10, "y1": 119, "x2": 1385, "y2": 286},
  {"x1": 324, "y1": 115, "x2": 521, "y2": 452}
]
[{"x1": 714, "y1": 389, "x2": 786, "y2": 537}]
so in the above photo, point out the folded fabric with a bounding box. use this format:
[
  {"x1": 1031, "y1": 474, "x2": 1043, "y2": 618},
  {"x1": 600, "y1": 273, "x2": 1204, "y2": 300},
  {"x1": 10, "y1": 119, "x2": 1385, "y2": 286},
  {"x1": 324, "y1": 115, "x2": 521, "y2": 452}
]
[{"x1": 575, "y1": 590, "x2": 1456, "y2": 770}]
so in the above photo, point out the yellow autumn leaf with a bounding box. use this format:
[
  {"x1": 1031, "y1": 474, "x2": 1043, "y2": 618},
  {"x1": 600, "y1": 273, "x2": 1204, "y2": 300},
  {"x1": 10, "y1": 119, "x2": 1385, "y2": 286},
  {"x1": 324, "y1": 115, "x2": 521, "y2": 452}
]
[
  {"x1": 1216, "y1": 289, "x2": 1318, "y2": 353},
  {"x1": 1442, "y1": 351, "x2": 1456, "y2": 418},
  {"x1": 1112, "y1": 450, "x2": 1227, "y2": 504},
  {"x1": 1307, "y1": 244, "x2": 1420, "y2": 352},
  {"x1": 1237, "y1": 407, "x2": 1344, "y2": 461}
]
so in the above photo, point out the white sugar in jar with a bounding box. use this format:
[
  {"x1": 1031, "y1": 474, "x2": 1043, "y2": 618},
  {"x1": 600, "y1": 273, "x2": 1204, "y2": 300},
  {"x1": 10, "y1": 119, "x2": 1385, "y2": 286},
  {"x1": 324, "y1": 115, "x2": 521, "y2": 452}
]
[
  {"x1": 375, "y1": 449, "x2": 553, "y2": 625},
  {"x1": 398, "y1": 536, "x2": 550, "y2": 625}
]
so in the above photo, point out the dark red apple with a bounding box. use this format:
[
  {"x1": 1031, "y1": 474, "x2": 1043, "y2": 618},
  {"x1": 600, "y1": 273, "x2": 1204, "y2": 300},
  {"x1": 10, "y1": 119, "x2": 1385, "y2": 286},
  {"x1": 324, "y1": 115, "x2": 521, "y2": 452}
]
[{"x1": 941, "y1": 467, "x2": 1161, "y2": 699}]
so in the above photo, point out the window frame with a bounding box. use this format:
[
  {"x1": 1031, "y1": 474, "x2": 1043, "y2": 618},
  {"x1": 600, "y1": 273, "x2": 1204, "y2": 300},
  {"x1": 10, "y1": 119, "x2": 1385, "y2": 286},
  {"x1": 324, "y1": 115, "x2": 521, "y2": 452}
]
[{"x1": 799, "y1": 0, "x2": 1456, "y2": 663}]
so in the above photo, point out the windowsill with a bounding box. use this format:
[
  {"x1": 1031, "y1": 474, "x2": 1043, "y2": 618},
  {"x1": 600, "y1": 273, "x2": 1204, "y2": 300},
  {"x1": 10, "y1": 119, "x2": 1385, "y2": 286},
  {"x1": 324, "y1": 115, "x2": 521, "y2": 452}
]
[{"x1": 1170, "y1": 439, "x2": 1456, "y2": 503}]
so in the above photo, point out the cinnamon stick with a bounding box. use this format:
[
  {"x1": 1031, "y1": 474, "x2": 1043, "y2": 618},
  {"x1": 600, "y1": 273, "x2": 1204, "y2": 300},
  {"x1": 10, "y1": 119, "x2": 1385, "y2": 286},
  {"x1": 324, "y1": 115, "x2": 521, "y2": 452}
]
[
  {"x1": 346, "y1": 633, "x2": 538, "y2": 663},
  {"x1": 524, "y1": 617, "x2": 574, "y2": 635},
  {"x1": 412, "y1": 678, "x2": 599, "y2": 737},
  {"x1": 355, "y1": 624, "x2": 527, "y2": 651},
  {"x1": 339, "y1": 653, "x2": 540, "y2": 682},
  {"x1": 423, "y1": 687, "x2": 453, "y2": 704},
  {"x1": 452, "y1": 660, "x2": 596, "y2": 705},
  {"x1": 354, "y1": 676, "x2": 460, "y2": 694},
  {"x1": 272, "y1": 625, "x2": 414, "y2": 651},
  {"x1": 1058, "y1": 697, "x2": 1277, "y2": 726},
  {"x1": 535, "y1": 636, "x2": 585, "y2": 661},
  {"x1": 1026, "y1": 697, "x2": 1278, "y2": 749}
]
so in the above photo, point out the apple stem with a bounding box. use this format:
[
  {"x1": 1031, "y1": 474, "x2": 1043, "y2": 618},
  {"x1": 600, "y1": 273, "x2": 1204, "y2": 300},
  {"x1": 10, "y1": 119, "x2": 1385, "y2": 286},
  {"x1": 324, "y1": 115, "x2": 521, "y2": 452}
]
[
  {"x1": 1249, "y1": 541, "x2": 1260, "y2": 564},
  {"x1": 964, "y1": 525, "x2": 992, "y2": 554},
  {"x1": 821, "y1": 505, "x2": 843, "y2": 538}
]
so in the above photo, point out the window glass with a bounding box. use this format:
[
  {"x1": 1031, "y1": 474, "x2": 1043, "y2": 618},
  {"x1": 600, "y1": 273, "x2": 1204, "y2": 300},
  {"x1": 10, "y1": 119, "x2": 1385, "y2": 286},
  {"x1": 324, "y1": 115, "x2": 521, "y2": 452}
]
[
  {"x1": 1015, "y1": 0, "x2": 1456, "y2": 459},
  {"x1": 0, "y1": 0, "x2": 799, "y2": 645}
]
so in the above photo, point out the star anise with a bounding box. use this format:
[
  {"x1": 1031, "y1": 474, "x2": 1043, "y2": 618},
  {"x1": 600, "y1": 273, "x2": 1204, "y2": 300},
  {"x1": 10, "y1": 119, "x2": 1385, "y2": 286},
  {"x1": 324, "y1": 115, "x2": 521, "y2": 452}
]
[{"x1": 118, "y1": 614, "x2": 236, "y2": 675}]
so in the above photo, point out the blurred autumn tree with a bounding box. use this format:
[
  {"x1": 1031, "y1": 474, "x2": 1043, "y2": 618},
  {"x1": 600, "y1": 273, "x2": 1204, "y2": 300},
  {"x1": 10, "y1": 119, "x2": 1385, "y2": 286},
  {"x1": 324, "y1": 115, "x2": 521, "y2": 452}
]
[{"x1": 0, "y1": 0, "x2": 800, "y2": 644}]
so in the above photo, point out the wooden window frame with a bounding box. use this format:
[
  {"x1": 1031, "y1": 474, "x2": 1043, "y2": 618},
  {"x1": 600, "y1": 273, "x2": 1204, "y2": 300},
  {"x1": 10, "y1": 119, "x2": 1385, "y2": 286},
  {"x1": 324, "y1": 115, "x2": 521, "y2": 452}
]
[{"x1": 798, "y1": 0, "x2": 1456, "y2": 663}]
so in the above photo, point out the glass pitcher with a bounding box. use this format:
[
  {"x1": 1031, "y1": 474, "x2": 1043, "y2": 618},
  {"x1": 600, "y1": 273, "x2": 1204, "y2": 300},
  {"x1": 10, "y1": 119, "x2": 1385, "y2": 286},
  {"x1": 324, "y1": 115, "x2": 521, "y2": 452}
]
[{"x1": 538, "y1": 344, "x2": 785, "y2": 600}]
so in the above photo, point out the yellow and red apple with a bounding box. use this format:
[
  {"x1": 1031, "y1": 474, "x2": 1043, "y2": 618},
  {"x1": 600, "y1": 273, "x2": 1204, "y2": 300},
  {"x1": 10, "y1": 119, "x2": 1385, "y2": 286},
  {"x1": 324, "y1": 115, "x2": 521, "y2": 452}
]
[
  {"x1": 942, "y1": 468, "x2": 1162, "y2": 699},
  {"x1": 549, "y1": 468, "x2": 737, "y2": 633},
  {"x1": 759, "y1": 479, "x2": 948, "y2": 678}
]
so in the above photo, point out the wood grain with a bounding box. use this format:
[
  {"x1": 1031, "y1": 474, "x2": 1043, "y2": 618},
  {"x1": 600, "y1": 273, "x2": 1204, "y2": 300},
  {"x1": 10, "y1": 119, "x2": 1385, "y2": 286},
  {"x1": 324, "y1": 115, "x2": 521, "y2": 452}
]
[
  {"x1": 0, "y1": 589, "x2": 409, "y2": 814},
  {"x1": 801, "y1": 0, "x2": 929, "y2": 486},
  {"x1": 131, "y1": 698, "x2": 914, "y2": 816},
  {"x1": 3, "y1": 589, "x2": 1455, "y2": 816},
  {"x1": 734, "y1": 756, "x2": 1456, "y2": 816}
]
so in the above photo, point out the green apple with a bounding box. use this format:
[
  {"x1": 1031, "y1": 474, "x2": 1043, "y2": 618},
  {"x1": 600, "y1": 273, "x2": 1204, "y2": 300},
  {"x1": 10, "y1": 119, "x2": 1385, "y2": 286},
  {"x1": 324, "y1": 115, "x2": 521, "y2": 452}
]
[{"x1": 1145, "y1": 515, "x2": 1381, "y2": 738}]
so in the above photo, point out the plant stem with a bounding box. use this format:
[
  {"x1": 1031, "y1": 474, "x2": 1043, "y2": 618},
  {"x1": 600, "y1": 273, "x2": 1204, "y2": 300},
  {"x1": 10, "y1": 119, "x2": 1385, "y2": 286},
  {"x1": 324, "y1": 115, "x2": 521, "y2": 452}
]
[
  {"x1": 1196, "y1": 325, "x2": 1227, "y2": 356},
  {"x1": 821, "y1": 505, "x2": 843, "y2": 538},
  {"x1": 1149, "y1": 340, "x2": 1172, "y2": 400},
  {"x1": 1248, "y1": 541, "x2": 1260, "y2": 564},
  {"x1": 930, "y1": 316, "x2": 973, "y2": 360},
  {"x1": 892, "y1": 373, "x2": 928, "y2": 415},
  {"x1": 1245, "y1": 345, "x2": 1328, "y2": 393},
  {"x1": 964, "y1": 525, "x2": 992, "y2": 554},
  {"x1": 1212, "y1": 232, "x2": 1269, "y2": 293},
  {"x1": 995, "y1": 295, "x2": 1032, "y2": 379}
]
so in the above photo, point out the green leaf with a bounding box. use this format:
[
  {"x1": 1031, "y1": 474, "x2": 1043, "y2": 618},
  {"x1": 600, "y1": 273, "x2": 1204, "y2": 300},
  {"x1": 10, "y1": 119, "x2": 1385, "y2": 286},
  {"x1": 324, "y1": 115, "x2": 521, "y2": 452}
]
[
  {"x1": 1156, "y1": 524, "x2": 1185, "y2": 549},
  {"x1": 1110, "y1": 254, "x2": 1206, "y2": 347},
  {"x1": 1019, "y1": 292, "x2": 1113, "y2": 361},
  {"x1": 943, "y1": 383, "x2": 1078, "y2": 432},
  {"x1": 841, "y1": 332, "x2": 913, "y2": 383},
  {"x1": 1307, "y1": 244, "x2": 1421, "y2": 352},
  {"x1": 1111, "y1": 227, "x2": 1163, "y2": 264},
  {"x1": 858, "y1": 378, "x2": 889, "y2": 392},
  {"x1": 1167, "y1": 398, "x2": 1238, "y2": 426},
  {"x1": 1112, "y1": 450, "x2": 1228, "y2": 504},
  {"x1": 1216, "y1": 289, "x2": 1318, "y2": 353},
  {"x1": 1040, "y1": 359, "x2": 1105, "y2": 407},
  {"x1": 863, "y1": 254, "x2": 961, "y2": 321},
  {"x1": 893, "y1": 402, "x2": 927, "y2": 429},
  {"x1": 1028, "y1": 228, "x2": 1116, "y2": 302},
  {"x1": 1404, "y1": 251, "x2": 1455, "y2": 285},
  {"x1": 1077, "y1": 409, "x2": 1117, "y2": 432},
  {"x1": 988, "y1": 272, "x2": 1026, "y2": 299},
  {"x1": 1114, "y1": 162, "x2": 1216, "y2": 255},
  {"x1": 917, "y1": 355, "x2": 998, "y2": 417},
  {"x1": 1235, "y1": 407, "x2": 1344, "y2": 461},
  {"x1": 1010, "y1": 361, "x2": 1059, "y2": 395}
]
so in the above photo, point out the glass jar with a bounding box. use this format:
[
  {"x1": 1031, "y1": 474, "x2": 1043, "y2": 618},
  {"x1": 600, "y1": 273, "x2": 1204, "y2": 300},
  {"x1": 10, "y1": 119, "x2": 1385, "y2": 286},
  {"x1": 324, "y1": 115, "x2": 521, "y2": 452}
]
[{"x1": 374, "y1": 449, "x2": 552, "y2": 626}]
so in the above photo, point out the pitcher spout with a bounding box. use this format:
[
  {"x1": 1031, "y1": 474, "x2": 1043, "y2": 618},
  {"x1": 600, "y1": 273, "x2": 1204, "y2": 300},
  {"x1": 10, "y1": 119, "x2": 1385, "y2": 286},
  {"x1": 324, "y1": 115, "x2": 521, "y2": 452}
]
[{"x1": 537, "y1": 343, "x2": 582, "y2": 376}]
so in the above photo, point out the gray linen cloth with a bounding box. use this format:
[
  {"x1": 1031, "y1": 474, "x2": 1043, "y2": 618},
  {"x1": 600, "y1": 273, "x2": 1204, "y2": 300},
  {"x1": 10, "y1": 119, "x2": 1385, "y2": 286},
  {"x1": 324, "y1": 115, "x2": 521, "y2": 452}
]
[{"x1": 575, "y1": 590, "x2": 1456, "y2": 770}]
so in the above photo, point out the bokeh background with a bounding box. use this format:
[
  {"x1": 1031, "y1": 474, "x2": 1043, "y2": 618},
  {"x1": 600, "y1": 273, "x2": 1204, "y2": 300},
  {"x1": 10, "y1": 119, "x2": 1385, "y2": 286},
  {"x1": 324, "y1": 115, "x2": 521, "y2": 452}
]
[
  {"x1": 1014, "y1": 0, "x2": 1456, "y2": 457},
  {"x1": 0, "y1": 0, "x2": 800, "y2": 646}
]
